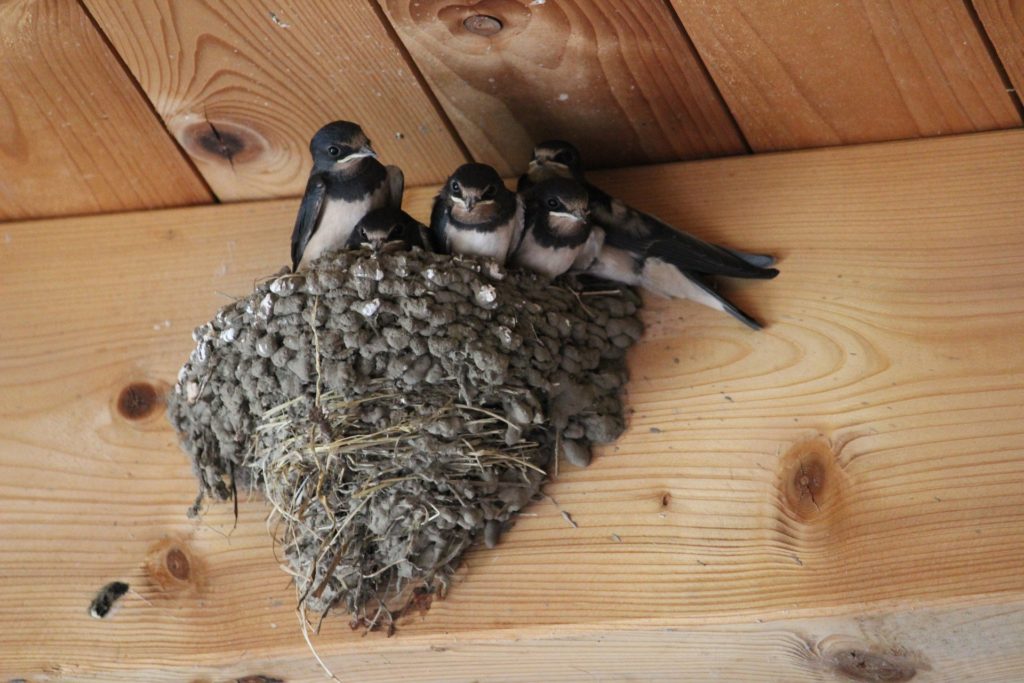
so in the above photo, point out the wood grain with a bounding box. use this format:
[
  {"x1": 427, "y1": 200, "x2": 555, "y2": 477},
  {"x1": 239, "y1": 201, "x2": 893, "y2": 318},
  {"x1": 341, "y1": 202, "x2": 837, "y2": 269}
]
[
  {"x1": 669, "y1": 0, "x2": 1023, "y2": 152},
  {"x1": 2, "y1": 130, "x2": 1024, "y2": 681},
  {"x1": 0, "y1": 0, "x2": 211, "y2": 222},
  {"x1": 974, "y1": 0, "x2": 1024, "y2": 99},
  {"x1": 83, "y1": 0, "x2": 468, "y2": 200},
  {"x1": 380, "y1": 0, "x2": 746, "y2": 176}
]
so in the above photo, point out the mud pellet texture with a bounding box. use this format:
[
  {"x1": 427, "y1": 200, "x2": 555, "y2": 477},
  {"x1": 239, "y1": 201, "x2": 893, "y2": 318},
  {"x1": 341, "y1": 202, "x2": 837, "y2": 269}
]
[{"x1": 168, "y1": 248, "x2": 642, "y2": 631}]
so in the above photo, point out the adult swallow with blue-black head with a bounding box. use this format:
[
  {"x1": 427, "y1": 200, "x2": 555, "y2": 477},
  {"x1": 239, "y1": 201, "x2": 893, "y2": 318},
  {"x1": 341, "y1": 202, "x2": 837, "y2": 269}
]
[
  {"x1": 290, "y1": 121, "x2": 404, "y2": 270},
  {"x1": 430, "y1": 163, "x2": 522, "y2": 263}
]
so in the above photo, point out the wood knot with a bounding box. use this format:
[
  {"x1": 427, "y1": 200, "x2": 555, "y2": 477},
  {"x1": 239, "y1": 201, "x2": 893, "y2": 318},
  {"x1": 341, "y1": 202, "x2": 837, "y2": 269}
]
[
  {"x1": 778, "y1": 435, "x2": 845, "y2": 522},
  {"x1": 463, "y1": 14, "x2": 502, "y2": 35},
  {"x1": 165, "y1": 547, "x2": 190, "y2": 581},
  {"x1": 660, "y1": 491, "x2": 671, "y2": 507},
  {"x1": 829, "y1": 648, "x2": 917, "y2": 682},
  {"x1": 117, "y1": 382, "x2": 160, "y2": 420},
  {"x1": 145, "y1": 538, "x2": 202, "y2": 596},
  {"x1": 177, "y1": 117, "x2": 266, "y2": 167}
]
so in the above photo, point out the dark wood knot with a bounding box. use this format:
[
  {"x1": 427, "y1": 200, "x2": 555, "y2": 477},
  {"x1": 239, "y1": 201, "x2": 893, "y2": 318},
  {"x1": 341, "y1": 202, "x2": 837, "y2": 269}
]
[
  {"x1": 117, "y1": 382, "x2": 159, "y2": 420},
  {"x1": 165, "y1": 547, "x2": 191, "y2": 581},
  {"x1": 830, "y1": 648, "x2": 917, "y2": 682}
]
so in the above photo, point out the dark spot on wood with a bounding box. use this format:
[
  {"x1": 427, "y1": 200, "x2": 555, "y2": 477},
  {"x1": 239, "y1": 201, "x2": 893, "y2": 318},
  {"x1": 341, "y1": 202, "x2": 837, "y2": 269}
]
[
  {"x1": 198, "y1": 124, "x2": 245, "y2": 160},
  {"x1": 178, "y1": 119, "x2": 265, "y2": 166},
  {"x1": 145, "y1": 537, "x2": 203, "y2": 596},
  {"x1": 463, "y1": 14, "x2": 503, "y2": 35},
  {"x1": 89, "y1": 580, "x2": 129, "y2": 619},
  {"x1": 165, "y1": 547, "x2": 191, "y2": 581},
  {"x1": 661, "y1": 492, "x2": 671, "y2": 507},
  {"x1": 777, "y1": 436, "x2": 845, "y2": 523},
  {"x1": 236, "y1": 676, "x2": 285, "y2": 683},
  {"x1": 117, "y1": 382, "x2": 159, "y2": 420},
  {"x1": 795, "y1": 459, "x2": 826, "y2": 508},
  {"x1": 830, "y1": 649, "x2": 916, "y2": 682}
]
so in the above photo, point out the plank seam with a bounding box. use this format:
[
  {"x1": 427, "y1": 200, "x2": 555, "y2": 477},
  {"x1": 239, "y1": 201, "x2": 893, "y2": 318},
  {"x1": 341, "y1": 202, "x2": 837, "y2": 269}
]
[
  {"x1": 964, "y1": 0, "x2": 1024, "y2": 121},
  {"x1": 76, "y1": 0, "x2": 221, "y2": 204},
  {"x1": 368, "y1": 0, "x2": 475, "y2": 164},
  {"x1": 660, "y1": 0, "x2": 753, "y2": 155}
]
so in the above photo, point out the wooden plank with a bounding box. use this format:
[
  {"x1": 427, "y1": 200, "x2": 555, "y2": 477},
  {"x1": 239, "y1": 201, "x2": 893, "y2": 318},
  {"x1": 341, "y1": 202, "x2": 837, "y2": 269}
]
[
  {"x1": 0, "y1": 0, "x2": 212, "y2": 222},
  {"x1": 83, "y1": 0, "x2": 468, "y2": 200},
  {"x1": 2, "y1": 130, "x2": 1024, "y2": 681},
  {"x1": 668, "y1": 0, "x2": 1023, "y2": 151},
  {"x1": 974, "y1": 0, "x2": 1024, "y2": 99},
  {"x1": 380, "y1": 0, "x2": 746, "y2": 177}
]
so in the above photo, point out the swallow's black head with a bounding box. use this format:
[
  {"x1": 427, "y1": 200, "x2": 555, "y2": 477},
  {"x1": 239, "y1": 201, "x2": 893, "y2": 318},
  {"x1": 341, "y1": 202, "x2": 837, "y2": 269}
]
[
  {"x1": 310, "y1": 121, "x2": 375, "y2": 170},
  {"x1": 352, "y1": 206, "x2": 405, "y2": 251},
  {"x1": 444, "y1": 163, "x2": 506, "y2": 212},
  {"x1": 526, "y1": 178, "x2": 589, "y2": 220},
  {"x1": 529, "y1": 140, "x2": 583, "y2": 180}
]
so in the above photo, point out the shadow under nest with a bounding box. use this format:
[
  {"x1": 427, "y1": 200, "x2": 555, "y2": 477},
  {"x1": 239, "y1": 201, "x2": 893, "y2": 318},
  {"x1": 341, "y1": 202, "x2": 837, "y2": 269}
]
[{"x1": 169, "y1": 246, "x2": 643, "y2": 633}]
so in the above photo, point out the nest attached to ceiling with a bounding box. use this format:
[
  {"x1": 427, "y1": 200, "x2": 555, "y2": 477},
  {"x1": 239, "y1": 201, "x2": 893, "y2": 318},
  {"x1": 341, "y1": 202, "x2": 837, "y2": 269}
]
[{"x1": 168, "y1": 247, "x2": 642, "y2": 632}]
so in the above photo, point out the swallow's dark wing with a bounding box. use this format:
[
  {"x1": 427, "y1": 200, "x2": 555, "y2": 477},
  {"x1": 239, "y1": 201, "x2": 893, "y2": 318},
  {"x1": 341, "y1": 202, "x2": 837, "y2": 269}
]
[
  {"x1": 290, "y1": 174, "x2": 327, "y2": 271},
  {"x1": 628, "y1": 237, "x2": 778, "y2": 280},
  {"x1": 386, "y1": 165, "x2": 404, "y2": 209},
  {"x1": 516, "y1": 173, "x2": 533, "y2": 195},
  {"x1": 429, "y1": 194, "x2": 450, "y2": 253},
  {"x1": 587, "y1": 182, "x2": 777, "y2": 275}
]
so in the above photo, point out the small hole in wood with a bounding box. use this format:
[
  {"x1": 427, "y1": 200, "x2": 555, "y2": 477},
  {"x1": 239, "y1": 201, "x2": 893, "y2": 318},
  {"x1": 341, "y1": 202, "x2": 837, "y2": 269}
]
[{"x1": 463, "y1": 14, "x2": 503, "y2": 36}]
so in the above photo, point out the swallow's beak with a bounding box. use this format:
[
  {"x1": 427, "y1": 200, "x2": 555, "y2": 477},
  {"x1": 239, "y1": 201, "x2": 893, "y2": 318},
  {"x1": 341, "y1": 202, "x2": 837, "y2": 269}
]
[
  {"x1": 465, "y1": 196, "x2": 477, "y2": 212},
  {"x1": 339, "y1": 145, "x2": 377, "y2": 164},
  {"x1": 573, "y1": 208, "x2": 589, "y2": 221}
]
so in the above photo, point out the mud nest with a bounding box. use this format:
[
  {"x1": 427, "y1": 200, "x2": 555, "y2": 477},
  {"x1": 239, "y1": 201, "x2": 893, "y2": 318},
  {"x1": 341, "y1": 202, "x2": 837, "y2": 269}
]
[{"x1": 169, "y1": 247, "x2": 643, "y2": 631}]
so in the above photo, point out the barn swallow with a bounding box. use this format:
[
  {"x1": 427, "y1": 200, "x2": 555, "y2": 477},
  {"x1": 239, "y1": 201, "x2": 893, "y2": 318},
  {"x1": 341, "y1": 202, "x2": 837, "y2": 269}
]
[
  {"x1": 290, "y1": 121, "x2": 404, "y2": 271},
  {"x1": 430, "y1": 163, "x2": 521, "y2": 263},
  {"x1": 519, "y1": 140, "x2": 778, "y2": 271},
  {"x1": 511, "y1": 178, "x2": 602, "y2": 279},
  {"x1": 347, "y1": 206, "x2": 432, "y2": 252}
]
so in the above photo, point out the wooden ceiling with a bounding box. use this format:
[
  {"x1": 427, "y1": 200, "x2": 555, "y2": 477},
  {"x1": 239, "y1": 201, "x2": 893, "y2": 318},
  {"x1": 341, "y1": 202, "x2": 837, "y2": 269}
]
[{"x1": 2, "y1": 0, "x2": 1022, "y2": 223}]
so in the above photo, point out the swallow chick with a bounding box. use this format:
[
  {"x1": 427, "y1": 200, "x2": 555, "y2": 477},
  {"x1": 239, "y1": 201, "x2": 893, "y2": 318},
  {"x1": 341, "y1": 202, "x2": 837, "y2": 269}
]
[
  {"x1": 291, "y1": 121, "x2": 404, "y2": 271},
  {"x1": 519, "y1": 140, "x2": 778, "y2": 271},
  {"x1": 511, "y1": 178, "x2": 602, "y2": 279},
  {"x1": 430, "y1": 163, "x2": 522, "y2": 264},
  {"x1": 347, "y1": 206, "x2": 432, "y2": 253}
]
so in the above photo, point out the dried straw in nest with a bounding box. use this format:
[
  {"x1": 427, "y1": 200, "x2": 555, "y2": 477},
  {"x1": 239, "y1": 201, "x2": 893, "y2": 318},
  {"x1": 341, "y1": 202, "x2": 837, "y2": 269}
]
[{"x1": 169, "y1": 247, "x2": 643, "y2": 633}]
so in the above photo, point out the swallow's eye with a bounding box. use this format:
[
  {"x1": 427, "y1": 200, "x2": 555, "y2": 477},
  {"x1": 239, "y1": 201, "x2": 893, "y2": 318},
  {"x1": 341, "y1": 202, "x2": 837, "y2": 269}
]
[
  {"x1": 482, "y1": 185, "x2": 496, "y2": 200},
  {"x1": 554, "y1": 151, "x2": 572, "y2": 165},
  {"x1": 451, "y1": 180, "x2": 461, "y2": 196},
  {"x1": 546, "y1": 197, "x2": 559, "y2": 210},
  {"x1": 327, "y1": 145, "x2": 340, "y2": 157}
]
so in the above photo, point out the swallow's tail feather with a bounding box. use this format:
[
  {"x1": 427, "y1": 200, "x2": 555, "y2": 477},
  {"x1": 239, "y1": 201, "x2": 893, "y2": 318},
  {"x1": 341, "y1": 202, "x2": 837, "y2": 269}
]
[{"x1": 640, "y1": 258, "x2": 764, "y2": 330}]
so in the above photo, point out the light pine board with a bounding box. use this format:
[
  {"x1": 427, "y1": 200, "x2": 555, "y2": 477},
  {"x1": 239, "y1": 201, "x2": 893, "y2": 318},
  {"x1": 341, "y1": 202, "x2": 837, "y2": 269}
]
[
  {"x1": 0, "y1": 0, "x2": 212, "y2": 221},
  {"x1": 83, "y1": 0, "x2": 468, "y2": 200},
  {"x1": 1, "y1": 130, "x2": 1023, "y2": 681},
  {"x1": 669, "y1": 0, "x2": 1023, "y2": 151},
  {"x1": 380, "y1": 0, "x2": 746, "y2": 176},
  {"x1": 974, "y1": 0, "x2": 1024, "y2": 100}
]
